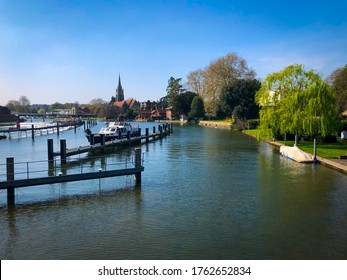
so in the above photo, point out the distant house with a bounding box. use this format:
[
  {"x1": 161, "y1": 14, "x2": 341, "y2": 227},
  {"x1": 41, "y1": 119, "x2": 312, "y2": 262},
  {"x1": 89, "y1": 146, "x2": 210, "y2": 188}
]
[
  {"x1": 138, "y1": 109, "x2": 152, "y2": 120},
  {"x1": 151, "y1": 108, "x2": 166, "y2": 120},
  {"x1": 114, "y1": 98, "x2": 140, "y2": 113}
]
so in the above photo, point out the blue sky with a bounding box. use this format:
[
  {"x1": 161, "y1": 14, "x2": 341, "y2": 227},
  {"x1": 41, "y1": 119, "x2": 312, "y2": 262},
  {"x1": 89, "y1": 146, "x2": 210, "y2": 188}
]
[{"x1": 0, "y1": 0, "x2": 346, "y2": 106}]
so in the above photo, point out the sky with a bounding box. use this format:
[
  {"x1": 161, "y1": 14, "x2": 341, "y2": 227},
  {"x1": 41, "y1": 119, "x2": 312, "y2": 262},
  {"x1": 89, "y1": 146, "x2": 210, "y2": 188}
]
[{"x1": 0, "y1": 0, "x2": 346, "y2": 106}]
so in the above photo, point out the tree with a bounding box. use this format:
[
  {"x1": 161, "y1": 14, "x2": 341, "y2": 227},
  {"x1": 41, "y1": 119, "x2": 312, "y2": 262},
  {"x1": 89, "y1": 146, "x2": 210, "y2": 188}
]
[
  {"x1": 256, "y1": 64, "x2": 340, "y2": 140},
  {"x1": 186, "y1": 69, "x2": 204, "y2": 95},
  {"x1": 88, "y1": 98, "x2": 107, "y2": 115},
  {"x1": 187, "y1": 52, "x2": 256, "y2": 115},
  {"x1": 97, "y1": 104, "x2": 119, "y2": 119},
  {"x1": 171, "y1": 91, "x2": 197, "y2": 118},
  {"x1": 6, "y1": 95, "x2": 31, "y2": 113},
  {"x1": 216, "y1": 79, "x2": 261, "y2": 120},
  {"x1": 190, "y1": 96, "x2": 205, "y2": 119},
  {"x1": 166, "y1": 77, "x2": 185, "y2": 106},
  {"x1": 326, "y1": 65, "x2": 347, "y2": 114}
]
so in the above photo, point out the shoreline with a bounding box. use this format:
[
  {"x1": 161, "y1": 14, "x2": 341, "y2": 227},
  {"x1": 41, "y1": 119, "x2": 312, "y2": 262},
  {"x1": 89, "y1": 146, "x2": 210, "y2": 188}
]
[{"x1": 199, "y1": 120, "x2": 347, "y2": 174}]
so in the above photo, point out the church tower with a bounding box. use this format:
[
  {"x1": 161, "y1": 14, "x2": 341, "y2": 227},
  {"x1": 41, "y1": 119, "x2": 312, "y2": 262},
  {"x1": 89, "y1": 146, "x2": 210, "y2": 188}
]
[{"x1": 115, "y1": 74, "x2": 124, "y2": 102}]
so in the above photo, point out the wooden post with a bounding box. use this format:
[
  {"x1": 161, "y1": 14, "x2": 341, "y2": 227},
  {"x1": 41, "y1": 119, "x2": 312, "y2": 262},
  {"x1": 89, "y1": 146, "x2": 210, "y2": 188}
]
[
  {"x1": 313, "y1": 138, "x2": 317, "y2": 162},
  {"x1": 74, "y1": 123, "x2": 77, "y2": 133},
  {"x1": 145, "y1": 128, "x2": 149, "y2": 142},
  {"x1": 101, "y1": 134, "x2": 105, "y2": 152},
  {"x1": 47, "y1": 139, "x2": 54, "y2": 162},
  {"x1": 31, "y1": 124, "x2": 35, "y2": 140},
  {"x1": 60, "y1": 139, "x2": 67, "y2": 164},
  {"x1": 134, "y1": 148, "x2": 142, "y2": 182},
  {"x1": 57, "y1": 122, "x2": 60, "y2": 136},
  {"x1": 127, "y1": 131, "x2": 131, "y2": 140},
  {"x1": 90, "y1": 134, "x2": 95, "y2": 145},
  {"x1": 6, "y1": 157, "x2": 15, "y2": 208},
  {"x1": 118, "y1": 130, "x2": 122, "y2": 139}
]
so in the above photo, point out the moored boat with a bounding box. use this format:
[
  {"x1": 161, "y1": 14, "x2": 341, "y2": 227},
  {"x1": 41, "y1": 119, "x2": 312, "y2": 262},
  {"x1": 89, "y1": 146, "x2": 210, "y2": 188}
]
[
  {"x1": 84, "y1": 122, "x2": 140, "y2": 144},
  {"x1": 280, "y1": 145, "x2": 314, "y2": 163}
]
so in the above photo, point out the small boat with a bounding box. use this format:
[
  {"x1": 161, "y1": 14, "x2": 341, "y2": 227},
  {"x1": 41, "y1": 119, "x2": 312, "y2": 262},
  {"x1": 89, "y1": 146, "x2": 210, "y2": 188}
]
[
  {"x1": 280, "y1": 145, "x2": 314, "y2": 163},
  {"x1": 85, "y1": 122, "x2": 140, "y2": 144}
]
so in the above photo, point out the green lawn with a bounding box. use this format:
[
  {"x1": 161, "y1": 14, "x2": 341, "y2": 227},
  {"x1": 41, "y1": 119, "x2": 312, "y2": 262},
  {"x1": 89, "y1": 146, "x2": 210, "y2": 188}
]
[{"x1": 243, "y1": 129, "x2": 347, "y2": 158}]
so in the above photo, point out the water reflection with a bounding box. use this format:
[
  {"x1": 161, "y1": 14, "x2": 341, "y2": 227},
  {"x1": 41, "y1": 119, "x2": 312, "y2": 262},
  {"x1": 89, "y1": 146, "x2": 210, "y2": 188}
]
[{"x1": 0, "y1": 124, "x2": 346, "y2": 259}]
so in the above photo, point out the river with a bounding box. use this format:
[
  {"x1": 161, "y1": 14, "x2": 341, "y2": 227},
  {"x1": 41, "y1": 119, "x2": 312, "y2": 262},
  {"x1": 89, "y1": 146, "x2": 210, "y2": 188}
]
[{"x1": 0, "y1": 121, "x2": 346, "y2": 259}]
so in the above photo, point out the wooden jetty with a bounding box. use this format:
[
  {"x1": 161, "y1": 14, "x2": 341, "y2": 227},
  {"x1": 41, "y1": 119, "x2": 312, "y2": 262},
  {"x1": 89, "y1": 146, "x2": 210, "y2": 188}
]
[
  {"x1": 48, "y1": 123, "x2": 173, "y2": 164},
  {"x1": 0, "y1": 123, "x2": 173, "y2": 208},
  {"x1": 0, "y1": 120, "x2": 92, "y2": 140},
  {"x1": 0, "y1": 148, "x2": 143, "y2": 208}
]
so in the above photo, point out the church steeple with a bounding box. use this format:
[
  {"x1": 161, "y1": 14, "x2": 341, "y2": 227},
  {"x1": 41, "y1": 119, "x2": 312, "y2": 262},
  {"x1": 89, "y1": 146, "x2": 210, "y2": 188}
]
[{"x1": 115, "y1": 74, "x2": 124, "y2": 102}]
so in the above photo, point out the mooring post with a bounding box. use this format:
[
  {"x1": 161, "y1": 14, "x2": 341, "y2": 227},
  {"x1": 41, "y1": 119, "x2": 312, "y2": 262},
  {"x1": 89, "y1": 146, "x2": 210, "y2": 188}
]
[
  {"x1": 134, "y1": 148, "x2": 142, "y2": 183},
  {"x1": 6, "y1": 157, "x2": 15, "y2": 208},
  {"x1": 60, "y1": 139, "x2": 67, "y2": 164},
  {"x1": 118, "y1": 130, "x2": 122, "y2": 140},
  {"x1": 159, "y1": 125, "x2": 163, "y2": 135},
  {"x1": 313, "y1": 138, "x2": 317, "y2": 162},
  {"x1": 74, "y1": 123, "x2": 77, "y2": 133},
  {"x1": 47, "y1": 139, "x2": 54, "y2": 162},
  {"x1": 145, "y1": 128, "x2": 149, "y2": 142},
  {"x1": 31, "y1": 124, "x2": 35, "y2": 141},
  {"x1": 57, "y1": 122, "x2": 60, "y2": 136},
  {"x1": 101, "y1": 134, "x2": 105, "y2": 152}
]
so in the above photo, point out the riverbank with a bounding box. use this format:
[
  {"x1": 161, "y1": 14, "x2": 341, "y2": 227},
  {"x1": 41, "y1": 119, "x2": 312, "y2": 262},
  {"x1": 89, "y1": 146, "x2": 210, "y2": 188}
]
[
  {"x1": 198, "y1": 120, "x2": 232, "y2": 129},
  {"x1": 198, "y1": 121, "x2": 347, "y2": 174},
  {"x1": 242, "y1": 130, "x2": 347, "y2": 174}
]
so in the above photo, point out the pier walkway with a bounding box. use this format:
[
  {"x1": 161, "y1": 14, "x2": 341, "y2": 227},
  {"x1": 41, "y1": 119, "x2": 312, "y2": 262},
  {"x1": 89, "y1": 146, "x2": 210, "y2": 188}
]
[
  {"x1": 49, "y1": 123, "x2": 173, "y2": 163},
  {"x1": 0, "y1": 148, "x2": 143, "y2": 208}
]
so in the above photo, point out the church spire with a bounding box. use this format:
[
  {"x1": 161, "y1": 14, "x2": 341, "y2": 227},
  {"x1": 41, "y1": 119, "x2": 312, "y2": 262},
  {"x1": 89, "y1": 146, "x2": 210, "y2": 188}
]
[{"x1": 115, "y1": 74, "x2": 124, "y2": 102}]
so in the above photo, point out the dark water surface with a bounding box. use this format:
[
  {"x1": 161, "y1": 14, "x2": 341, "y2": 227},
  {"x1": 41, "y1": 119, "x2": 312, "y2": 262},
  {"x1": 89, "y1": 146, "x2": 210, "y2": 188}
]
[{"x1": 1, "y1": 123, "x2": 346, "y2": 259}]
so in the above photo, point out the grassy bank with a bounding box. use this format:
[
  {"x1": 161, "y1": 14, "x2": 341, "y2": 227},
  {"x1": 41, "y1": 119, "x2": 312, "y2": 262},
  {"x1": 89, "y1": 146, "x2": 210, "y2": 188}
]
[{"x1": 243, "y1": 129, "x2": 347, "y2": 158}]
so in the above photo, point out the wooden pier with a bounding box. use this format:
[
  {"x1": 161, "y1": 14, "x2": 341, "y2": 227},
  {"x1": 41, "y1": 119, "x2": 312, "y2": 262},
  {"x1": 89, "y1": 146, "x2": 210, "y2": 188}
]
[
  {"x1": 0, "y1": 123, "x2": 173, "y2": 208},
  {"x1": 0, "y1": 148, "x2": 143, "y2": 208},
  {"x1": 0, "y1": 120, "x2": 90, "y2": 140},
  {"x1": 48, "y1": 123, "x2": 173, "y2": 163}
]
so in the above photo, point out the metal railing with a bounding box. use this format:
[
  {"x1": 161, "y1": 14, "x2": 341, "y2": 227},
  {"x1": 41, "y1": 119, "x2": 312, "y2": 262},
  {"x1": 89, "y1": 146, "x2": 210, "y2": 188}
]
[{"x1": 0, "y1": 154, "x2": 143, "y2": 182}]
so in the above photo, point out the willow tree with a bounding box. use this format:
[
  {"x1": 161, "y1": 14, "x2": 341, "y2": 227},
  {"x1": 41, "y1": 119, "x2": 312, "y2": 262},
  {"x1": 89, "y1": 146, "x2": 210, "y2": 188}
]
[{"x1": 256, "y1": 64, "x2": 339, "y2": 142}]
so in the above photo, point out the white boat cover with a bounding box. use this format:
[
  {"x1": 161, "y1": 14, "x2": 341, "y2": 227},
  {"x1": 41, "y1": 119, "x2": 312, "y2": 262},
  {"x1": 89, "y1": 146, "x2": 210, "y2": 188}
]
[{"x1": 280, "y1": 145, "x2": 314, "y2": 163}]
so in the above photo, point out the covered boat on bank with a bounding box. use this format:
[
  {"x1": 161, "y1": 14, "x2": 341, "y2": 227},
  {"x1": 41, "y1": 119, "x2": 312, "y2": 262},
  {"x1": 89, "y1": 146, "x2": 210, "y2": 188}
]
[{"x1": 280, "y1": 145, "x2": 315, "y2": 163}]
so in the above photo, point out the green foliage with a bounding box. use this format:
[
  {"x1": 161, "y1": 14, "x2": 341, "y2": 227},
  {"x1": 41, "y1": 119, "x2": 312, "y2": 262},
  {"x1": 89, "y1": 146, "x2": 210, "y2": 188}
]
[
  {"x1": 216, "y1": 79, "x2": 261, "y2": 120},
  {"x1": 328, "y1": 65, "x2": 347, "y2": 113},
  {"x1": 166, "y1": 77, "x2": 185, "y2": 106},
  {"x1": 190, "y1": 96, "x2": 205, "y2": 119},
  {"x1": 256, "y1": 64, "x2": 340, "y2": 138},
  {"x1": 171, "y1": 91, "x2": 197, "y2": 118}
]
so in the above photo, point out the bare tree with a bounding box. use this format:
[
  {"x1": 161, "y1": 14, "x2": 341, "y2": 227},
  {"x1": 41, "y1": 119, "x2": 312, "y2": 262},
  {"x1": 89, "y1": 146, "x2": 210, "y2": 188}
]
[{"x1": 186, "y1": 52, "x2": 256, "y2": 115}]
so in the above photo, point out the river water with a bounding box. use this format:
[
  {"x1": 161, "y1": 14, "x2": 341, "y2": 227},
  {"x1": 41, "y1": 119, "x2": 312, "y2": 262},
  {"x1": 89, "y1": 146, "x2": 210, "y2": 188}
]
[{"x1": 0, "y1": 121, "x2": 346, "y2": 259}]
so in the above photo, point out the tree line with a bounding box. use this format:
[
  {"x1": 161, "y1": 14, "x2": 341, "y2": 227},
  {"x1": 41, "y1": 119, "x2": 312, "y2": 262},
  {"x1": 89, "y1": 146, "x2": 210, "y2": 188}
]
[
  {"x1": 4, "y1": 51, "x2": 347, "y2": 142},
  {"x1": 163, "y1": 52, "x2": 346, "y2": 140}
]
